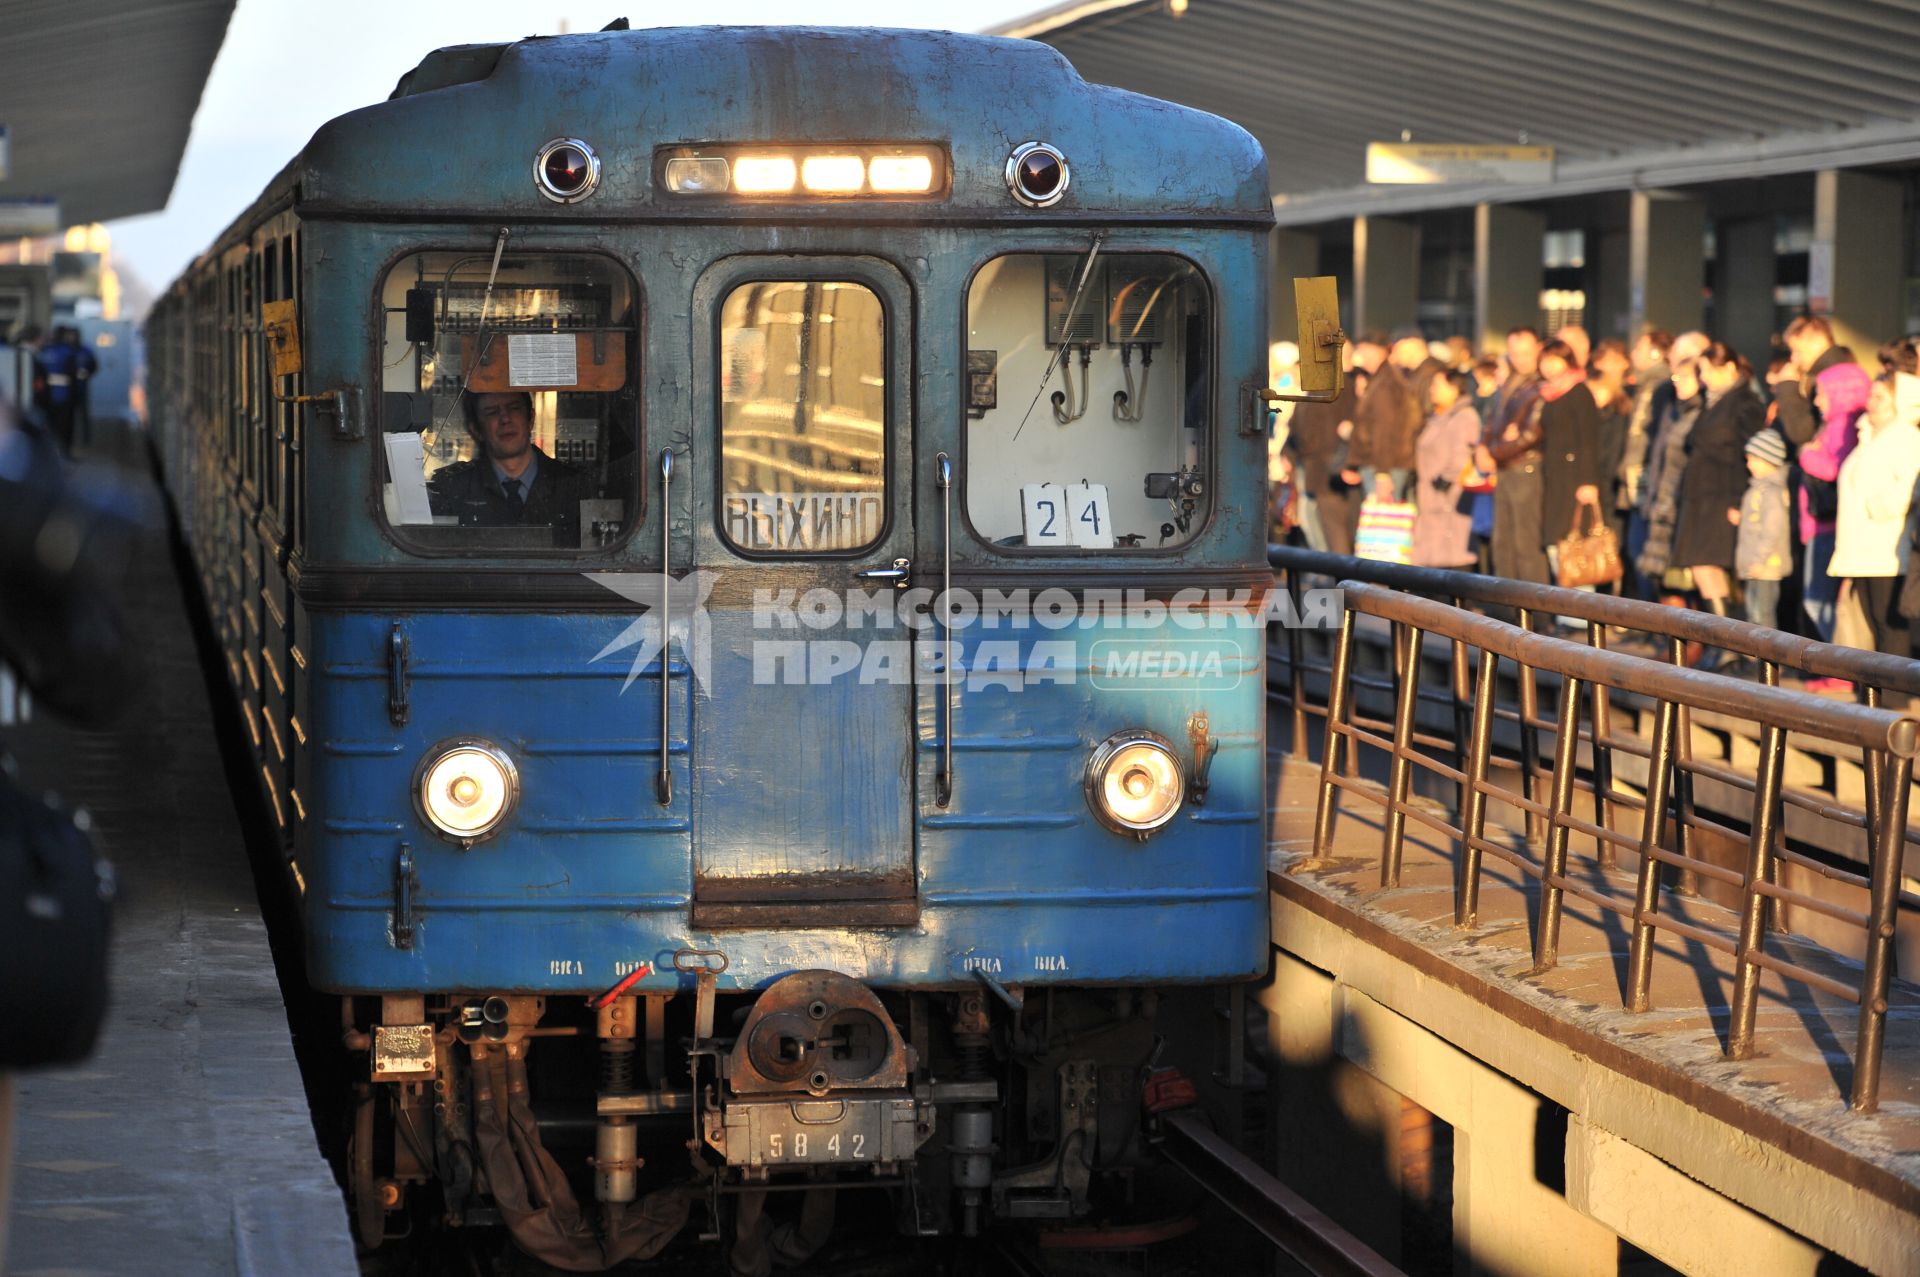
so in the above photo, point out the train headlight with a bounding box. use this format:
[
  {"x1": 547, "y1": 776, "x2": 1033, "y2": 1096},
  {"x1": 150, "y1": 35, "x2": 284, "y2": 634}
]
[
  {"x1": 800, "y1": 154, "x2": 865, "y2": 193},
  {"x1": 1085, "y1": 730, "x2": 1184, "y2": 837},
  {"x1": 416, "y1": 740, "x2": 518, "y2": 844},
  {"x1": 732, "y1": 155, "x2": 799, "y2": 194},
  {"x1": 656, "y1": 145, "x2": 944, "y2": 199},
  {"x1": 535, "y1": 138, "x2": 600, "y2": 203},
  {"x1": 867, "y1": 154, "x2": 935, "y2": 193},
  {"x1": 663, "y1": 156, "x2": 731, "y2": 193},
  {"x1": 1006, "y1": 141, "x2": 1069, "y2": 207}
]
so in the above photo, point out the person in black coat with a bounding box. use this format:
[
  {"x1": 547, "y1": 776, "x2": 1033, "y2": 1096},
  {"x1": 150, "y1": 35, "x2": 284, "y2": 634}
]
[
  {"x1": 1670, "y1": 343, "x2": 1765, "y2": 607},
  {"x1": 1535, "y1": 340, "x2": 1615, "y2": 562},
  {"x1": 427, "y1": 390, "x2": 589, "y2": 544}
]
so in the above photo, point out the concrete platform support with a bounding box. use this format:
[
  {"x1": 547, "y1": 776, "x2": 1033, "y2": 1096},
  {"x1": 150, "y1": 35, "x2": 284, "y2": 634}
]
[
  {"x1": 1271, "y1": 228, "x2": 1320, "y2": 342},
  {"x1": 1264, "y1": 881, "x2": 1917, "y2": 1274},
  {"x1": 1353, "y1": 215, "x2": 1418, "y2": 337},
  {"x1": 1629, "y1": 190, "x2": 1706, "y2": 338},
  {"x1": 1592, "y1": 224, "x2": 1632, "y2": 341},
  {"x1": 1717, "y1": 217, "x2": 1777, "y2": 364},
  {"x1": 1566, "y1": 1116, "x2": 1825, "y2": 1277},
  {"x1": 1260, "y1": 951, "x2": 1619, "y2": 1276},
  {"x1": 1813, "y1": 169, "x2": 1905, "y2": 357},
  {"x1": 1473, "y1": 202, "x2": 1545, "y2": 352}
]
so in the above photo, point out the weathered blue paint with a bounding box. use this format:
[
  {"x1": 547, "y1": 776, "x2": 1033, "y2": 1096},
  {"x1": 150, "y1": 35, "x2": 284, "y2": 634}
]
[{"x1": 148, "y1": 27, "x2": 1276, "y2": 1001}]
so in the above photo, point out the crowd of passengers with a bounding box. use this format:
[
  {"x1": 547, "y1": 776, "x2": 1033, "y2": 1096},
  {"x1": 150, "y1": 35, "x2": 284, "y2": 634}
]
[{"x1": 1276, "y1": 318, "x2": 1920, "y2": 690}]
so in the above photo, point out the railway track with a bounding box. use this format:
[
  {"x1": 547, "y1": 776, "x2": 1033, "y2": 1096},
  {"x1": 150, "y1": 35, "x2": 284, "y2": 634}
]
[{"x1": 1157, "y1": 1109, "x2": 1406, "y2": 1277}]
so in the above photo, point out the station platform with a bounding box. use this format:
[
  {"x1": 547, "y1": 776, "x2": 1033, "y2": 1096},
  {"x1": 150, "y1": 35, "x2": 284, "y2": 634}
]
[
  {"x1": 1263, "y1": 746, "x2": 1920, "y2": 1275},
  {"x1": 2, "y1": 423, "x2": 355, "y2": 1276}
]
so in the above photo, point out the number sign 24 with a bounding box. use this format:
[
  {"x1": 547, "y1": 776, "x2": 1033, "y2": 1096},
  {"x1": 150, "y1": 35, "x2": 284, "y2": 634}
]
[{"x1": 1020, "y1": 483, "x2": 1114, "y2": 549}]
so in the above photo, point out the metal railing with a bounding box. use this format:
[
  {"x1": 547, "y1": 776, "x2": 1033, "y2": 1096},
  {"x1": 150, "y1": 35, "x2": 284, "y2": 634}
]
[
  {"x1": 1269, "y1": 543, "x2": 1920, "y2": 919},
  {"x1": 1302, "y1": 580, "x2": 1917, "y2": 1111}
]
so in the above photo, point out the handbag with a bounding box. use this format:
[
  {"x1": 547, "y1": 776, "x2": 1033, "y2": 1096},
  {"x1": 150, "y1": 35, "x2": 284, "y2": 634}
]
[
  {"x1": 1834, "y1": 579, "x2": 1875, "y2": 652},
  {"x1": 1355, "y1": 496, "x2": 1416, "y2": 565},
  {"x1": 1457, "y1": 458, "x2": 1496, "y2": 493},
  {"x1": 1555, "y1": 498, "x2": 1624, "y2": 587}
]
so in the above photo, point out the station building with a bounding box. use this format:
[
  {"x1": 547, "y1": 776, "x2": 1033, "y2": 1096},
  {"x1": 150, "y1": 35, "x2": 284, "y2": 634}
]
[{"x1": 999, "y1": 0, "x2": 1920, "y2": 360}]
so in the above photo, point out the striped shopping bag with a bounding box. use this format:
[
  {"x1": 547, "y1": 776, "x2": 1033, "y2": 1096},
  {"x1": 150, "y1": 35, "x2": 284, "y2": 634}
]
[{"x1": 1355, "y1": 497, "x2": 1416, "y2": 565}]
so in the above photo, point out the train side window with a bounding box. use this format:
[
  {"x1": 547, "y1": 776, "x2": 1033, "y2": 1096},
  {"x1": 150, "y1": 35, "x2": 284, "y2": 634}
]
[
  {"x1": 376, "y1": 251, "x2": 639, "y2": 553},
  {"x1": 964, "y1": 253, "x2": 1210, "y2": 550},
  {"x1": 717, "y1": 280, "x2": 886, "y2": 554}
]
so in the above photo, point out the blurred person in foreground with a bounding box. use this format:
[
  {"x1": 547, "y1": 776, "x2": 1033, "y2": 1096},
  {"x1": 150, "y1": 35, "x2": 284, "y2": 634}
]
[{"x1": 0, "y1": 398, "x2": 149, "y2": 1257}]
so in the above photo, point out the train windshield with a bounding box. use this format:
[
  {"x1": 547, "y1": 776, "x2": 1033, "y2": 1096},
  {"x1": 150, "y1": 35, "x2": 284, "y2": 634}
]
[
  {"x1": 717, "y1": 279, "x2": 887, "y2": 554},
  {"x1": 376, "y1": 251, "x2": 640, "y2": 552},
  {"x1": 965, "y1": 252, "x2": 1210, "y2": 550}
]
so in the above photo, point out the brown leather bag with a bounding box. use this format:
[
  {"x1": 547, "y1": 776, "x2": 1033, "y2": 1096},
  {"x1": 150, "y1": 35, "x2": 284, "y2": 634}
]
[{"x1": 1555, "y1": 498, "x2": 1623, "y2": 587}]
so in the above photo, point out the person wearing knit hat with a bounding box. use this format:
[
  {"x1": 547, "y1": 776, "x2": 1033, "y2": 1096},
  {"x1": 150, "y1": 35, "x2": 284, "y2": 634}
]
[
  {"x1": 1830, "y1": 372, "x2": 1920, "y2": 658},
  {"x1": 1744, "y1": 428, "x2": 1788, "y2": 468},
  {"x1": 1735, "y1": 427, "x2": 1793, "y2": 636}
]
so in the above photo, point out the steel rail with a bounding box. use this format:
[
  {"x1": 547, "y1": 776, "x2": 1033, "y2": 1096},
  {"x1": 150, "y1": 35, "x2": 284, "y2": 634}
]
[
  {"x1": 1271, "y1": 543, "x2": 1920, "y2": 695},
  {"x1": 1159, "y1": 1109, "x2": 1406, "y2": 1277},
  {"x1": 1308, "y1": 581, "x2": 1919, "y2": 1110}
]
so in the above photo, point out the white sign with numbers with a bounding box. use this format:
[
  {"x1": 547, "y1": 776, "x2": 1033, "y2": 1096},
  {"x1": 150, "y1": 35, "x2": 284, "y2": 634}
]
[
  {"x1": 1063, "y1": 483, "x2": 1113, "y2": 548},
  {"x1": 1020, "y1": 482, "x2": 1114, "y2": 547},
  {"x1": 1020, "y1": 483, "x2": 1073, "y2": 548}
]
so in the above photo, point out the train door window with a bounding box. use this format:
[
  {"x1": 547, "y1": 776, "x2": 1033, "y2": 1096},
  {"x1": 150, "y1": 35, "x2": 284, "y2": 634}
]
[
  {"x1": 375, "y1": 251, "x2": 639, "y2": 553},
  {"x1": 716, "y1": 280, "x2": 886, "y2": 554},
  {"x1": 964, "y1": 253, "x2": 1210, "y2": 550}
]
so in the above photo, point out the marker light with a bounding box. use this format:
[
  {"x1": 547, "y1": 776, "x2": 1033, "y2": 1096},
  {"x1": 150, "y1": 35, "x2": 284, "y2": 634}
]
[
  {"x1": 867, "y1": 154, "x2": 936, "y2": 193},
  {"x1": 417, "y1": 740, "x2": 518, "y2": 844},
  {"x1": 801, "y1": 155, "x2": 866, "y2": 193},
  {"x1": 1085, "y1": 730, "x2": 1185, "y2": 837},
  {"x1": 663, "y1": 156, "x2": 730, "y2": 193},
  {"x1": 732, "y1": 156, "x2": 798, "y2": 194},
  {"x1": 1006, "y1": 141, "x2": 1069, "y2": 207},
  {"x1": 534, "y1": 138, "x2": 600, "y2": 204}
]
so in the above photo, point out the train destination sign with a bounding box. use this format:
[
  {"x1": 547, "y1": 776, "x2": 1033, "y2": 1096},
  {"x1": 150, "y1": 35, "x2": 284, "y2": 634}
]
[
  {"x1": 1365, "y1": 142, "x2": 1555, "y2": 185},
  {"x1": 724, "y1": 491, "x2": 885, "y2": 552}
]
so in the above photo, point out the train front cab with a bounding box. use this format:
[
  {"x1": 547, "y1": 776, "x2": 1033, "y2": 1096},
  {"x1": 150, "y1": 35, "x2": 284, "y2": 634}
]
[{"x1": 310, "y1": 226, "x2": 1274, "y2": 1255}]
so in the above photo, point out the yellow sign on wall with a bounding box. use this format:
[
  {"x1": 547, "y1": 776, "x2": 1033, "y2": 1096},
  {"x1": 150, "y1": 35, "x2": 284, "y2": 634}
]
[{"x1": 1366, "y1": 143, "x2": 1555, "y2": 185}]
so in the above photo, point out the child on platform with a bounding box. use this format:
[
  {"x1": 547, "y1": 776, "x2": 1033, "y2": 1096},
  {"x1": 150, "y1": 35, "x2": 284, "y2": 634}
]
[{"x1": 1735, "y1": 427, "x2": 1792, "y2": 630}]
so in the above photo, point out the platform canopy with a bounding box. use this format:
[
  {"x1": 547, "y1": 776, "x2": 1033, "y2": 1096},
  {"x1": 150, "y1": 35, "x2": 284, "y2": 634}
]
[
  {"x1": 0, "y1": 0, "x2": 236, "y2": 226},
  {"x1": 992, "y1": 0, "x2": 1920, "y2": 226}
]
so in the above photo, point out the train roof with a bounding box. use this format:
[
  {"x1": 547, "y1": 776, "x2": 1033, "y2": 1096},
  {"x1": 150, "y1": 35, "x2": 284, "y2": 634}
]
[{"x1": 288, "y1": 26, "x2": 1271, "y2": 226}]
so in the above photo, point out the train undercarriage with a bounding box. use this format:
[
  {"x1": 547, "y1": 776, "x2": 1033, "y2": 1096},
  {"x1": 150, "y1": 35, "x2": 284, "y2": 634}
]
[{"x1": 342, "y1": 965, "x2": 1180, "y2": 1272}]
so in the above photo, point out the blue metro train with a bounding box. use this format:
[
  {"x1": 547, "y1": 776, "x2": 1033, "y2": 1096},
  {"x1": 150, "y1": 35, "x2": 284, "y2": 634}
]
[{"x1": 146, "y1": 24, "x2": 1286, "y2": 1266}]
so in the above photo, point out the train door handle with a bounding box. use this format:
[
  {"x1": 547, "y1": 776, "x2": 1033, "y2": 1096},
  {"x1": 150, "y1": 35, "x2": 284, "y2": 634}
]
[{"x1": 857, "y1": 559, "x2": 911, "y2": 588}]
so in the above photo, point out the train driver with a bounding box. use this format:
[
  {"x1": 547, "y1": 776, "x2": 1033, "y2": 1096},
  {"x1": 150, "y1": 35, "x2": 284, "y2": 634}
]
[{"x1": 428, "y1": 390, "x2": 588, "y2": 541}]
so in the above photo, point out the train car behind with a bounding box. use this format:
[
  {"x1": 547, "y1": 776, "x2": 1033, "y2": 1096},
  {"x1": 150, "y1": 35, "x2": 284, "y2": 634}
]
[{"x1": 146, "y1": 25, "x2": 1281, "y2": 1266}]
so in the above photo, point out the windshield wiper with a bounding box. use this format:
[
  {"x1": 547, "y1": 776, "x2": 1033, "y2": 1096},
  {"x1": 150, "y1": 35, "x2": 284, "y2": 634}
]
[{"x1": 1012, "y1": 231, "x2": 1106, "y2": 442}]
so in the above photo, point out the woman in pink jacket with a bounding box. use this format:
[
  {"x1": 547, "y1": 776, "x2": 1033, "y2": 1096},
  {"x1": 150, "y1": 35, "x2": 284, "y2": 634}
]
[{"x1": 1795, "y1": 361, "x2": 1870, "y2": 646}]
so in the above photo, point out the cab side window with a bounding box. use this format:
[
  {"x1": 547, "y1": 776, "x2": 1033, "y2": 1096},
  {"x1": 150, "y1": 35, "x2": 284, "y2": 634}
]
[
  {"x1": 964, "y1": 253, "x2": 1210, "y2": 549},
  {"x1": 377, "y1": 251, "x2": 639, "y2": 553}
]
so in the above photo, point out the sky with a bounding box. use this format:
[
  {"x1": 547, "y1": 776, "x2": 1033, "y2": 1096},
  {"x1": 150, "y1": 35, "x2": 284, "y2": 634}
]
[{"x1": 105, "y1": 0, "x2": 1042, "y2": 305}]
